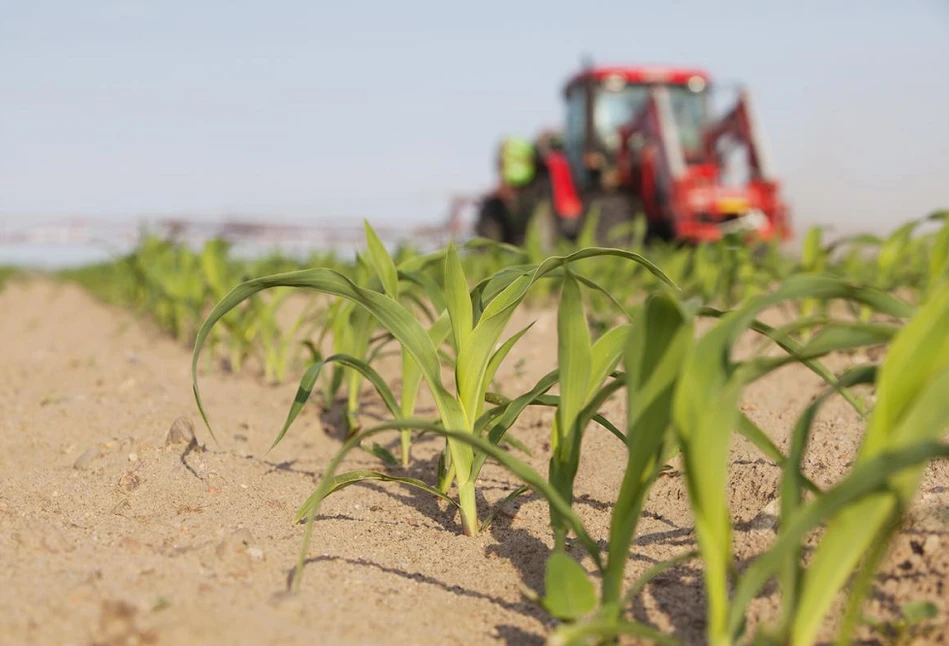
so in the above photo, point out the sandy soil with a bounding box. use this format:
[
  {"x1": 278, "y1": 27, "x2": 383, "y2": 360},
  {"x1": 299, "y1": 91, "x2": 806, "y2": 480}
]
[{"x1": 1, "y1": 277, "x2": 947, "y2": 646}]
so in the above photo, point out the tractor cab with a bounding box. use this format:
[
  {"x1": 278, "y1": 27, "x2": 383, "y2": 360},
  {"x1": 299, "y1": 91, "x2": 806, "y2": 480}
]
[{"x1": 562, "y1": 65, "x2": 712, "y2": 190}]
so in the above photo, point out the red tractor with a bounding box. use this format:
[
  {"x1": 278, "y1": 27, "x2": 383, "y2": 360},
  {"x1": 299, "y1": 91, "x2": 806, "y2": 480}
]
[{"x1": 473, "y1": 63, "x2": 793, "y2": 248}]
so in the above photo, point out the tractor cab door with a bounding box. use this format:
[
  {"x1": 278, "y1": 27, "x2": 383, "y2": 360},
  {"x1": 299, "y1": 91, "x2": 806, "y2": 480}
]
[{"x1": 564, "y1": 75, "x2": 666, "y2": 192}]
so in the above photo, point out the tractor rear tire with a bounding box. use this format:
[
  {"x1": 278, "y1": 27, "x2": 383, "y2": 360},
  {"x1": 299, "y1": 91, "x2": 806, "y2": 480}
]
[
  {"x1": 646, "y1": 218, "x2": 676, "y2": 244},
  {"x1": 475, "y1": 197, "x2": 512, "y2": 244},
  {"x1": 587, "y1": 193, "x2": 641, "y2": 247}
]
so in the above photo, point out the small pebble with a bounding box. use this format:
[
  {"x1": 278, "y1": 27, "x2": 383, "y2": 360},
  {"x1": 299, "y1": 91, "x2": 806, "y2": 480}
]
[
  {"x1": 749, "y1": 499, "x2": 780, "y2": 531},
  {"x1": 128, "y1": 452, "x2": 138, "y2": 463},
  {"x1": 166, "y1": 417, "x2": 195, "y2": 445},
  {"x1": 246, "y1": 547, "x2": 264, "y2": 561},
  {"x1": 74, "y1": 447, "x2": 101, "y2": 470},
  {"x1": 118, "y1": 471, "x2": 141, "y2": 492}
]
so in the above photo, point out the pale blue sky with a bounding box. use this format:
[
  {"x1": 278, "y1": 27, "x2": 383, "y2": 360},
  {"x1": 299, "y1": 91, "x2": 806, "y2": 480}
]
[{"x1": 2, "y1": 0, "x2": 948, "y2": 235}]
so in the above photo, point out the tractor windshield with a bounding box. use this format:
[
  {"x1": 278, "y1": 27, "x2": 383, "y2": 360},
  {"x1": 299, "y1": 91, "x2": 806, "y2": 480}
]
[
  {"x1": 667, "y1": 85, "x2": 708, "y2": 155},
  {"x1": 594, "y1": 85, "x2": 649, "y2": 151},
  {"x1": 593, "y1": 82, "x2": 708, "y2": 156}
]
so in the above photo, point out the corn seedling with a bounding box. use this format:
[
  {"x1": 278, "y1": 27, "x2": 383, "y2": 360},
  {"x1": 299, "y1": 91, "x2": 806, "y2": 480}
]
[{"x1": 191, "y1": 223, "x2": 674, "y2": 541}]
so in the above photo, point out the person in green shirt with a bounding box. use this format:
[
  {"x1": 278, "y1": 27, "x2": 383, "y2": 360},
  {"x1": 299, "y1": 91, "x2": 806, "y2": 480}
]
[{"x1": 498, "y1": 136, "x2": 537, "y2": 188}]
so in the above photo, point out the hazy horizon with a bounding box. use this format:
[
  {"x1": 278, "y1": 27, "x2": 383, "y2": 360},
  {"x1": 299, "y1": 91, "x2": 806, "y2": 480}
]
[{"x1": 3, "y1": 1, "x2": 948, "y2": 238}]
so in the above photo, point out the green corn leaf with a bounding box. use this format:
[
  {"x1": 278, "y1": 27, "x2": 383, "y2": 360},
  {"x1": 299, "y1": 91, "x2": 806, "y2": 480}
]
[
  {"x1": 548, "y1": 268, "x2": 601, "y2": 547},
  {"x1": 622, "y1": 550, "x2": 700, "y2": 608},
  {"x1": 393, "y1": 246, "x2": 448, "y2": 275},
  {"x1": 478, "y1": 485, "x2": 530, "y2": 533},
  {"x1": 398, "y1": 269, "x2": 448, "y2": 313},
  {"x1": 199, "y1": 239, "x2": 232, "y2": 296},
  {"x1": 472, "y1": 247, "x2": 677, "y2": 308},
  {"x1": 399, "y1": 313, "x2": 453, "y2": 466},
  {"x1": 542, "y1": 551, "x2": 598, "y2": 621},
  {"x1": 444, "y1": 243, "x2": 473, "y2": 352},
  {"x1": 877, "y1": 220, "x2": 920, "y2": 281},
  {"x1": 456, "y1": 274, "x2": 532, "y2": 422},
  {"x1": 728, "y1": 441, "x2": 949, "y2": 638},
  {"x1": 484, "y1": 390, "x2": 626, "y2": 445},
  {"x1": 927, "y1": 219, "x2": 949, "y2": 291},
  {"x1": 480, "y1": 322, "x2": 535, "y2": 417},
  {"x1": 675, "y1": 276, "x2": 913, "y2": 643},
  {"x1": 572, "y1": 272, "x2": 636, "y2": 322},
  {"x1": 787, "y1": 282, "x2": 949, "y2": 645},
  {"x1": 191, "y1": 267, "x2": 471, "y2": 484},
  {"x1": 546, "y1": 618, "x2": 679, "y2": 646},
  {"x1": 587, "y1": 323, "x2": 631, "y2": 401},
  {"x1": 796, "y1": 322, "x2": 897, "y2": 356},
  {"x1": 603, "y1": 294, "x2": 693, "y2": 608},
  {"x1": 901, "y1": 601, "x2": 938, "y2": 624},
  {"x1": 737, "y1": 413, "x2": 821, "y2": 495},
  {"x1": 672, "y1": 313, "x2": 747, "y2": 643},
  {"x1": 362, "y1": 442, "x2": 399, "y2": 466},
  {"x1": 299, "y1": 469, "x2": 461, "y2": 516},
  {"x1": 777, "y1": 365, "x2": 878, "y2": 628},
  {"x1": 398, "y1": 290, "x2": 438, "y2": 324},
  {"x1": 501, "y1": 432, "x2": 534, "y2": 457},
  {"x1": 270, "y1": 352, "x2": 402, "y2": 452},
  {"x1": 476, "y1": 369, "x2": 559, "y2": 437},
  {"x1": 743, "y1": 322, "x2": 897, "y2": 383},
  {"x1": 556, "y1": 269, "x2": 592, "y2": 449},
  {"x1": 800, "y1": 226, "x2": 824, "y2": 273}
]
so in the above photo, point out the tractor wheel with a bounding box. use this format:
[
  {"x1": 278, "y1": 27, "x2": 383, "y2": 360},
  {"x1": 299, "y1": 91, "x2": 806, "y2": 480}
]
[
  {"x1": 645, "y1": 218, "x2": 676, "y2": 245},
  {"x1": 475, "y1": 197, "x2": 512, "y2": 243},
  {"x1": 587, "y1": 193, "x2": 641, "y2": 247}
]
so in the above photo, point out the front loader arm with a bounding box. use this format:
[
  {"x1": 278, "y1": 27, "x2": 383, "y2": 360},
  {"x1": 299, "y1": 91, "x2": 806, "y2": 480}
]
[
  {"x1": 617, "y1": 86, "x2": 688, "y2": 223},
  {"x1": 702, "y1": 88, "x2": 775, "y2": 181}
]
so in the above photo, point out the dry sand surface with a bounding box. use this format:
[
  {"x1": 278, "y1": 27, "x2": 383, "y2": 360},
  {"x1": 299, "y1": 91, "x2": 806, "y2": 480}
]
[{"x1": 1, "y1": 277, "x2": 947, "y2": 646}]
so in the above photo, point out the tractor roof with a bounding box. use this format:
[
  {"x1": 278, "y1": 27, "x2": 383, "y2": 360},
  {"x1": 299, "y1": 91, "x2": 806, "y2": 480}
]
[{"x1": 563, "y1": 65, "x2": 711, "y2": 94}]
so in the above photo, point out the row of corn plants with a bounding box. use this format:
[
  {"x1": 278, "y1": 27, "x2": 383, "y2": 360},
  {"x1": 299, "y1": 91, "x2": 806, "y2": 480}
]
[
  {"x1": 188, "y1": 212, "x2": 949, "y2": 645},
  {"x1": 58, "y1": 233, "x2": 348, "y2": 384},
  {"x1": 59, "y1": 209, "x2": 947, "y2": 391}
]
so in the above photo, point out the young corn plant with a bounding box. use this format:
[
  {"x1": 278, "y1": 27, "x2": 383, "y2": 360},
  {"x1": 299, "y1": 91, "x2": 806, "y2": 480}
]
[
  {"x1": 725, "y1": 276, "x2": 949, "y2": 645},
  {"x1": 292, "y1": 288, "x2": 734, "y2": 644},
  {"x1": 666, "y1": 275, "x2": 929, "y2": 646},
  {"x1": 536, "y1": 290, "x2": 699, "y2": 646},
  {"x1": 309, "y1": 236, "x2": 453, "y2": 442},
  {"x1": 248, "y1": 286, "x2": 323, "y2": 384},
  {"x1": 520, "y1": 276, "x2": 915, "y2": 646},
  {"x1": 192, "y1": 224, "x2": 674, "y2": 542},
  {"x1": 546, "y1": 267, "x2": 632, "y2": 550},
  {"x1": 324, "y1": 253, "x2": 378, "y2": 434},
  {"x1": 923, "y1": 210, "x2": 949, "y2": 300},
  {"x1": 798, "y1": 226, "x2": 828, "y2": 327},
  {"x1": 533, "y1": 277, "x2": 917, "y2": 646},
  {"x1": 199, "y1": 238, "x2": 262, "y2": 374}
]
